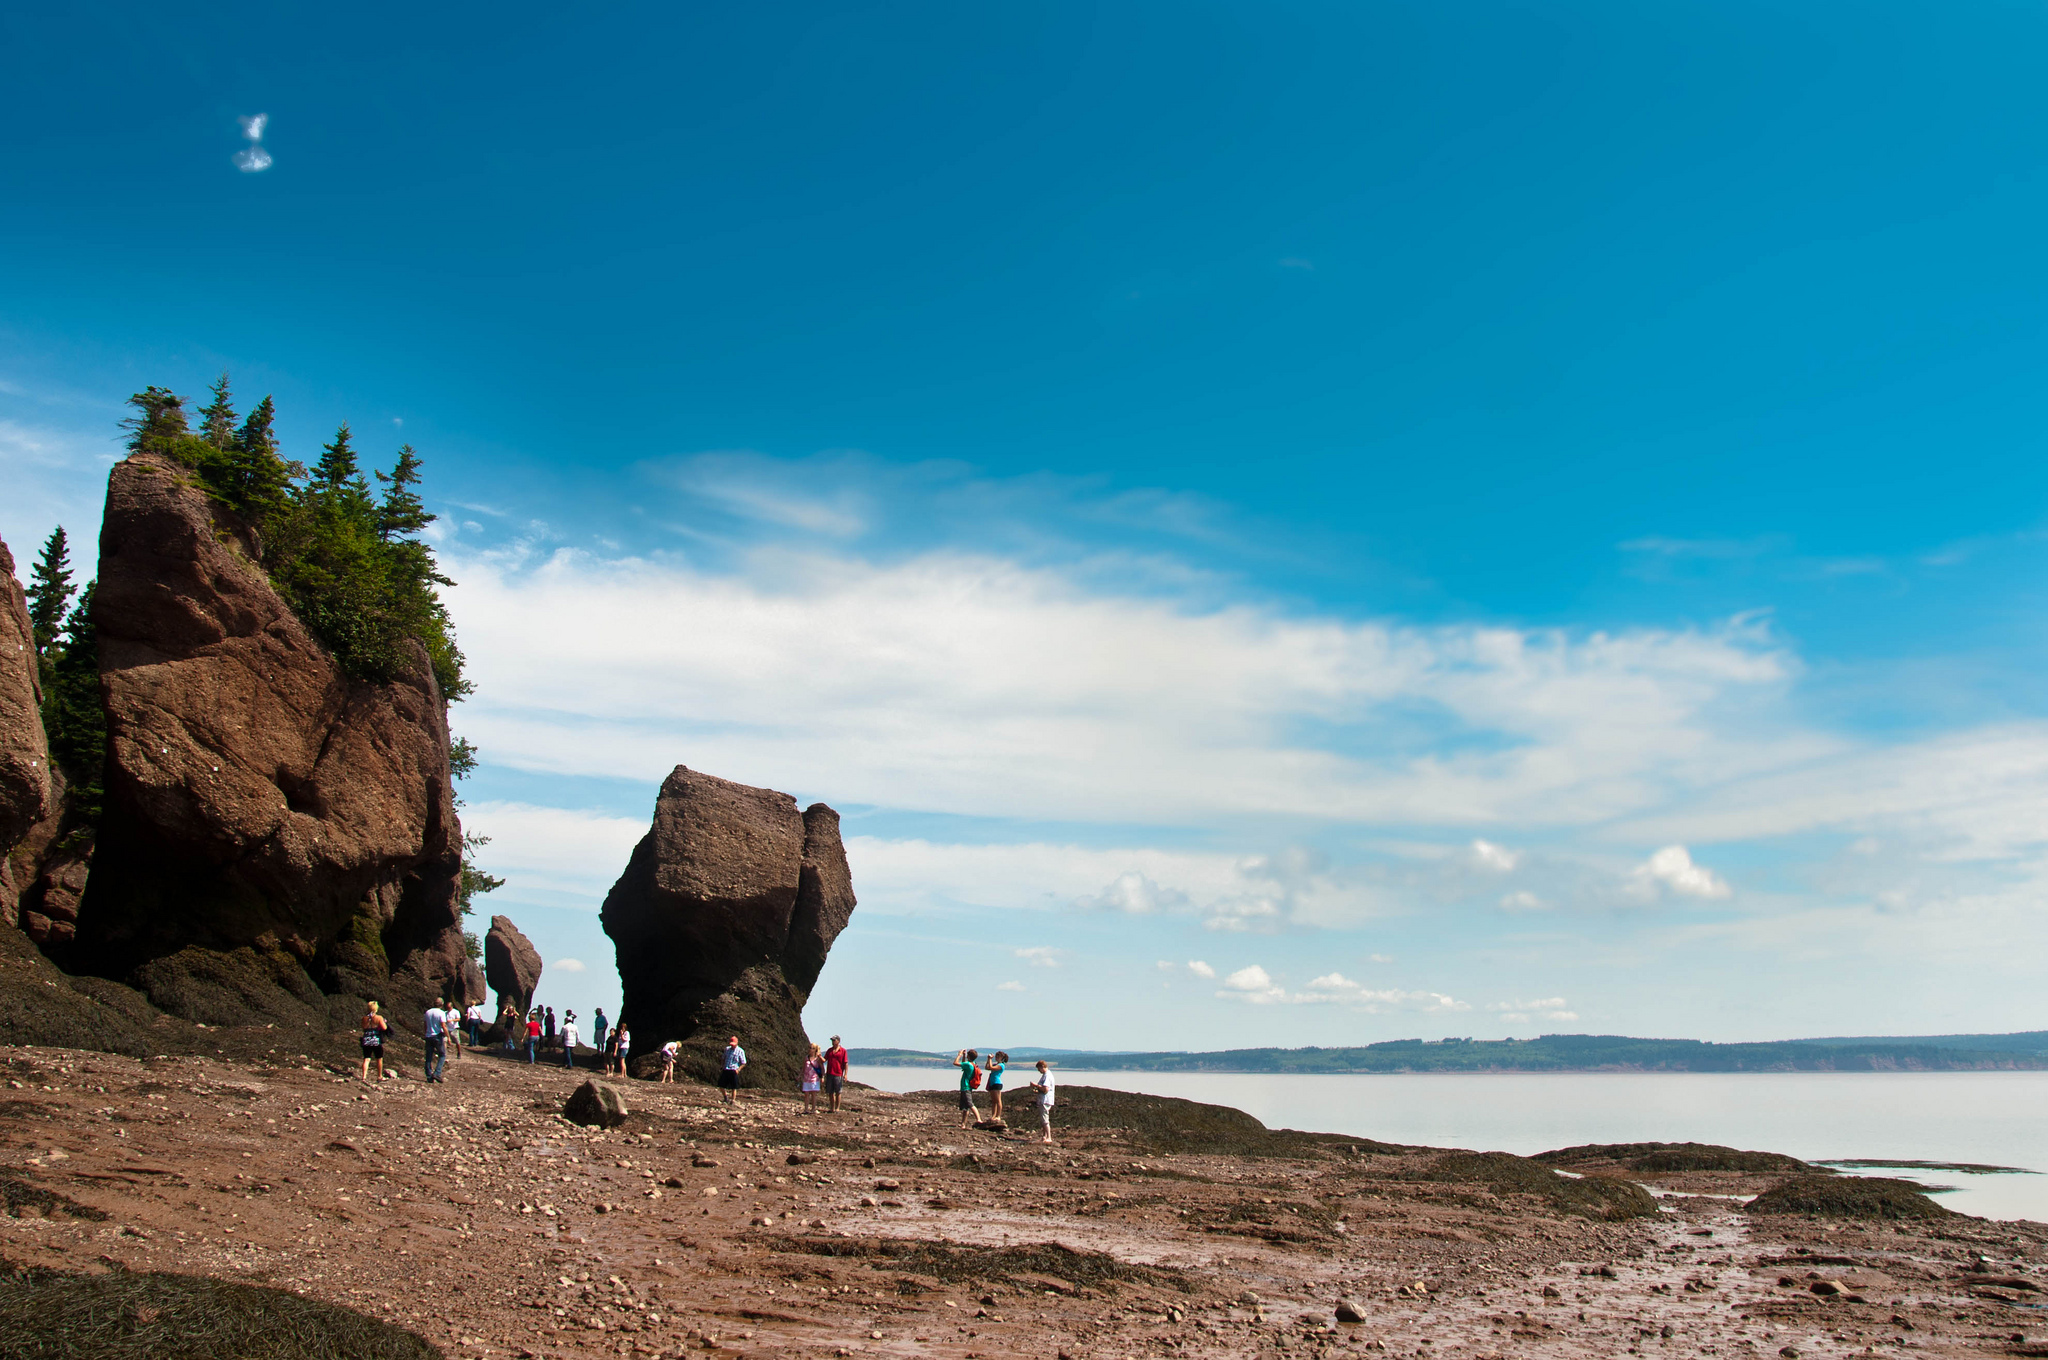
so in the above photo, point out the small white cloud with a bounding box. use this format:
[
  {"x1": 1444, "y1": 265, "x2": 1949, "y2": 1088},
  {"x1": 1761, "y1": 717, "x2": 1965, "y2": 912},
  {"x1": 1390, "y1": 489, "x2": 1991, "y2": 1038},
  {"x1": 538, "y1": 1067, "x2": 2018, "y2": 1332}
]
[
  {"x1": 1155, "y1": 960, "x2": 1175, "y2": 971},
  {"x1": 234, "y1": 145, "x2": 273, "y2": 173},
  {"x1": 1079, "y1": 870, "x2": 1187, "y2": 914},
  {"x1": 1186, "y1": 960, "x2": 1216, "y2": 979},
  {"x1": 1223, "y1": 964, "x2": 1273, "y2": 992},
  {"x1": 1498, "y1": 1012, "x2": 1529, "y2": 1024},
  {"x1": 1499, "y1": 890, "x2": 1544, "y2": 911},
  {"x1": 239, "y1": 113, "x2": 268, "y2": 141},
  {"x1": 1470, "y1": 839, "x2": 1520, "y2": 872},
  {"x1": 1545, "y1": 1010, "x2": 1579, "y2": 1022},
  {"x1": 1307, "y1": 973, "x2": 1360, "y2": 990},
  {"x1": 1488, "y1": 996, "x2": 1566, "y2": 1013},
  {"x1": 1631, "y1": 845, "x2": 1732, "y2": 900},
  {"x1": 1368, "y1": 953, "x2": 1394, "y2": 963},
  {"x1": 393, "y1": 417, "x2": 404, "y2": 427},
  {"x1": 552, "y1": 958, "x2": 587, "y2": 974},
  {"x1": 996, "y1": 980, "x2": 1025, "y2": 993},
  {"x1": 1014, "y1": 946, "x2": 1065, "y2": 968}
]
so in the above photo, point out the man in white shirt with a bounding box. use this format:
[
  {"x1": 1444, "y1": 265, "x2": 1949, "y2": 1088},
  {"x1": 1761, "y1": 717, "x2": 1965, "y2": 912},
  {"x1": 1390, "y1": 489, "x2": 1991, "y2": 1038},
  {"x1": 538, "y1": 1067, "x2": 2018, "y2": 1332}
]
[
  {"x1": 423, "y1": 1001, "x2": 448, "y2": 1084},
  {"x1": 559, "y1": 1012, "x2": 579, "y2": 1070},
  {"x1": 1029, "y1": 1061, "x2": 1056, "y2": 1144},
  {"x1": 442, "y1": 1002, "x2": 464, "y2": 1060},
  {"x1": 464, "y1": 1001, "x2": 485, "y2": 1049}
]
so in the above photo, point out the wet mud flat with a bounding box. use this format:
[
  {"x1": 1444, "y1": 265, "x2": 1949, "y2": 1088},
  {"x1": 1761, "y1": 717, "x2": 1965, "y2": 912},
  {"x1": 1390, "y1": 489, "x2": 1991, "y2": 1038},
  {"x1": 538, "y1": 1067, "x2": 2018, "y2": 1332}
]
[{"x1": 1, "y1": 1043, "x2": 2045, "y2": 1359}]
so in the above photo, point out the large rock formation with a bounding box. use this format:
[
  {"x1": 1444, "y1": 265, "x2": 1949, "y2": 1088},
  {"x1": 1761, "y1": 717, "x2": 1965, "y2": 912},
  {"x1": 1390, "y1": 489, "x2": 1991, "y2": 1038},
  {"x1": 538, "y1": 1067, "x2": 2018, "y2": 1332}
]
[
  {"x1": 70, "y1": 451, "x2": 467, "y2": 1023},
  {"x1": 484, "y1": 914, "x2": 541, "y2": 1016},
  {"x1": 601, "y1": 766, "x2": 856, "y2": 1087},
  {"x1": 0, "y1": 533, "x2": 53, "y2": 920}
]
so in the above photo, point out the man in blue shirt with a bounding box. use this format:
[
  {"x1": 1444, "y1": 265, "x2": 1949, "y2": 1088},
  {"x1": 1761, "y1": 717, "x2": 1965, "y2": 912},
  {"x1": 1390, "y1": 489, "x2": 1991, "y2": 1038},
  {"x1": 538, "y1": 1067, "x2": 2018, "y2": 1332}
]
[
  {"x1": 422, "y1": 1001, "x2": 448, "y2": 1084},
  {"x1": 720, "y1": 1036, "x2": 747, "y2": 1105},
  {"x1": 592, "y1": 1008, "x2": 608, "y2": 1057}
]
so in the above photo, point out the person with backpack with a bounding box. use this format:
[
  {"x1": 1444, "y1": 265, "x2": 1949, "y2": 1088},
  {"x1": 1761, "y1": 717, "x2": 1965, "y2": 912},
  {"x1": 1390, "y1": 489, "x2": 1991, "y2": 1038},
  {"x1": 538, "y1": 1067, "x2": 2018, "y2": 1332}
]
[
  {"x1": 359, "y1": 1001, "x2": 390, "y2": 1083},
  {"x1": 800, "y1": 1043, "x2": 825, "y2": 1114},
  {"x1": 956, "y1": 1048, "x2": 982, "y2": 1127}
]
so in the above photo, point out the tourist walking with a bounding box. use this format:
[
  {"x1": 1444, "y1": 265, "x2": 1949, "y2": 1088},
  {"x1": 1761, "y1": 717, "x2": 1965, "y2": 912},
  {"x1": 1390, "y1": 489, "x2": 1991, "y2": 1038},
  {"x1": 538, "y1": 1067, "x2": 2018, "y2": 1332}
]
[
  {"x1": 614, "y1": 1022, "x2": 631, "y2": 1077},
  {"x1": 823, "y1": 1035, "x2": 849, "y2": 1113},
  {"x1": 442, "y1": 999, "x2": 464, "y2": 1060},
  {"x1": 423, "y1": 1000, "x2": 448, "y2": 1083},
  {"x1": 659, "y1": 1040, "x2": 679, "y2": 1083},
  {"x1": 1029, "y1": 1060, "x2": 1056, "y2": 1143},
  {"x1": 986, "y1": 1051, "x2": 1008, "y2": 1120},
  {"x1": 359, "y1": 1001, "x2": 390, "y2": 1083},
  {"x1": 592, "y1": 1008, "x2": 608, "y2": 1057},
  {"x1": 719, "y1": 1035, "x2": 746, "y2": 1104},
  {"x1": 465, "y1": 1000, "x2": 485, "y2": 1049},
  {"x1": 500, "y1": 1000, "x2": 521, "y2": 1050},
  {"x1": 525, "y1": 1010, "x2": 542, "y2": 1063},
  {"x1": 544, "y1": 1006, "x2": 557, "y2": 1050},
  {"x1": 559, "y1": 1011, "x2": 578, "y2": 1069},
  {"x1": 956, "y1": 1048, "x2": 981, "y2": 1128},
  {"x1": 801, "y1": 1043, "x2": 825, "y2": 1114}
]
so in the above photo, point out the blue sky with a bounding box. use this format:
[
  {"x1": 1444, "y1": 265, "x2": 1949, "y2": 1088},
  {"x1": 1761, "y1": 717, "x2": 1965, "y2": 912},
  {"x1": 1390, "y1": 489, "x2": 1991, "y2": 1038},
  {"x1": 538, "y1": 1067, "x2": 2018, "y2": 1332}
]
[{"x1": 6, "y1": 1, "x2": 2048, "y2": 1047}]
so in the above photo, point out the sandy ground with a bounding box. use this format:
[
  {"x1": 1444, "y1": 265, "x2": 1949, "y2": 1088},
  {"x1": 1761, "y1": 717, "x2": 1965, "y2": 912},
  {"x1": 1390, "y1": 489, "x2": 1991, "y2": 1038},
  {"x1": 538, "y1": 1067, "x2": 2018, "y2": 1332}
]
[{"x1": 3, "y1": 1041, "x2": 2045, "y2": 1360}]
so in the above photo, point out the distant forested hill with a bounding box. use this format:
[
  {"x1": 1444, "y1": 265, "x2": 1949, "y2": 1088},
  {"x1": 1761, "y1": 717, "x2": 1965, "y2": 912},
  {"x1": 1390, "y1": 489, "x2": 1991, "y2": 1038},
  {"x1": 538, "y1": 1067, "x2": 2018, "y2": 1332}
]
[{"x1": 846, "y1": 1031, "x2": 2048, "y2": 1073}]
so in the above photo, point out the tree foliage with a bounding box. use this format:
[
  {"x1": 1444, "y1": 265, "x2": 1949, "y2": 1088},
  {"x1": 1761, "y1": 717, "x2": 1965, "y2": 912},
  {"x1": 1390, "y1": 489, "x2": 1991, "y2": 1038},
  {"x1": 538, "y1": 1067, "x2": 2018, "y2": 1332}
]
[
  {"x1": 43, "y1": 582, "x2": 105, "y2": 820},
  {"x1": 25, "y1": 528, "x2": 75, "y2": 689},
  {"x1": 122, "y1": 381, "x2": 468, "y2": 699}
]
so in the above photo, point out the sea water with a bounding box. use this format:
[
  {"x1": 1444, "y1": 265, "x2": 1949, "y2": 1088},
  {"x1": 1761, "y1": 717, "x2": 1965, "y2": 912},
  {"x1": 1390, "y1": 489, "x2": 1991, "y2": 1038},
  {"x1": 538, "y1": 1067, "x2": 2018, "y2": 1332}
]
[{"x1": 847, "y1": 1066, "x2": 2048, "y2": 1222}]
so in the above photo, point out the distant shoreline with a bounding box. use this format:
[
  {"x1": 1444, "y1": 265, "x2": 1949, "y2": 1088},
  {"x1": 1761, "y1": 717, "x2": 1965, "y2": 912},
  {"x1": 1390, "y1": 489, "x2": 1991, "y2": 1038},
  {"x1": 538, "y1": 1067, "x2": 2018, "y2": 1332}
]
[{"x1": 847, "y1": 1029, "x2": 2048, "y2": 1074}]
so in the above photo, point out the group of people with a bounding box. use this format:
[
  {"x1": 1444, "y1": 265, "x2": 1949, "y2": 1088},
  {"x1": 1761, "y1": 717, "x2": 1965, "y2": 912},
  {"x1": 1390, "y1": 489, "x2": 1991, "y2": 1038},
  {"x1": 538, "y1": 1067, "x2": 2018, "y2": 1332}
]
[
  {"x1": 953, "y1": 1048, "x2": 1057, "y2": 1142},
  {"x1": 360, "y1": 1003, "x2": 1055, "y2": 1144},
  {"x1": 495, "y1": 1000, "x2": 634, "y2": 1075}
]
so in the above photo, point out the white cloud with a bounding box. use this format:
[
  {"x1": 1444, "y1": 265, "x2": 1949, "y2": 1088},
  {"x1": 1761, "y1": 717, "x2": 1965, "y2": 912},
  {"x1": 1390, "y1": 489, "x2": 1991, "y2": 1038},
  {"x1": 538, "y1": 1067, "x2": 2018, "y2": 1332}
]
[
  {"x1": 444, "y1": 544, "x2": 1809, "y2": 832},
  {"x1": 553, "y1": 958, "x2": 588, "y2": 974},
  {"x1": 1223, "y1": 964, "x2": 1273, "y2": 992},
  {"x1": 1630, "y1": 845, "x2": 1731, "y2": 901},
  {"x1": 460, "y1": 802, "x2": 648, "y2": 903},
  {"x1": 996, "y1": 980, "x2": 1025, "y2": 993},
  {"x1": 1368, "y1": 953, "x2": 1394, "y2": 963},
  {"x1": 1186, "y1": 960, "x2": 1216, "y2": 979},
  {"x1": 1307, "y1": 972, "x2": 1359, "y2": 990},
  {"x1": 239, "y1": 113, "x2": 268, "y2": 141},
  {"x1": 1078, "y1": 871, "x2": 1187, "y2": 915},
  {"x1": 1014, "y1": 946, "x2": 1065, "y2": 968},
  {"x1": 1470, "y1": 839, "x2": 1520, "y2": 872},
  {"x1": 1499, "y1": 890, "x2": 1545, "y2": 911}
]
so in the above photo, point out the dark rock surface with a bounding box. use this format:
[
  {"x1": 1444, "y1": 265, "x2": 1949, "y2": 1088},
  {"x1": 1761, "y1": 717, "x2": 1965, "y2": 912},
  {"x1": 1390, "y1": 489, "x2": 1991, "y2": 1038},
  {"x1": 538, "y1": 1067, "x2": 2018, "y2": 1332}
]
[
  {"x1": 484, "y1": 914, "x2": 541, "y2": 1014},
  {"x1": 71, "y1": 451, "x2": 466, "y2": 1022},
  {"x1": 563, "y1": 1078, "x2": 629, "y2": 1129},
  {"x1": 0, "y1": 533, "x2": 52, "y2": 918},
  {"x1": 601, "y1": 765, "x2": 855, "y2": 1088}
]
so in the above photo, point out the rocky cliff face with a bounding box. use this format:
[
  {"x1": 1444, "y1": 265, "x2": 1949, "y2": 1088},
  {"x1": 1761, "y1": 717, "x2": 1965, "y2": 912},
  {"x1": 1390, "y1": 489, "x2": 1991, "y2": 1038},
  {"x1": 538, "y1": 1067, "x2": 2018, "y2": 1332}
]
[
  {"x1": 601, "y1": 766, "x2": 856, "y2": 1087},
  {"x1": 71, "y1": 451, "x2": 467, "y2": 1020},
  {"x1": 0, "y1": 533, "x2": 52, "y2": 921}
]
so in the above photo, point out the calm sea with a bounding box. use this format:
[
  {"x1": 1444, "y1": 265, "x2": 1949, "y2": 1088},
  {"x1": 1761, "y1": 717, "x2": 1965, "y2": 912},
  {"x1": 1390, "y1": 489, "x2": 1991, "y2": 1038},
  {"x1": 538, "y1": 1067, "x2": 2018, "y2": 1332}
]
[{"x1": 846, "y1": 1066, "x2": 2048, "y2": 1223}]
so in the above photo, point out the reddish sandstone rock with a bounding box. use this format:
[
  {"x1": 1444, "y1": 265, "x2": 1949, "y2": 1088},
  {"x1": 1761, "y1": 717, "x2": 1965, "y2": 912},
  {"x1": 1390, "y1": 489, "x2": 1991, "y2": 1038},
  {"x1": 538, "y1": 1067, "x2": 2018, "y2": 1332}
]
[
  {"x1": 601, "y1": 765, "x2": 855, "y2": 1088},
  {"x1": 0, "y1": 533, "x2": 52, "y2": 920},
  {"x1": 72, "y1": 451, "x2": 466, "y2": 1019},
  {"x1": 484, "y1": 915, "x2": 541, "y2": 1015}
]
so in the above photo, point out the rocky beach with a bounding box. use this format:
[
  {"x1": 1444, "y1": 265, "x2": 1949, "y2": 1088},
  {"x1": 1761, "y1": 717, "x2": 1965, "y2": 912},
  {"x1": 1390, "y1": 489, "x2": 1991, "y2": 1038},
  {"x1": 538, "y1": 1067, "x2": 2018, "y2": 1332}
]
[{"x1": 3, "y1": 1033, "x2": 2047, "y2": 1360}]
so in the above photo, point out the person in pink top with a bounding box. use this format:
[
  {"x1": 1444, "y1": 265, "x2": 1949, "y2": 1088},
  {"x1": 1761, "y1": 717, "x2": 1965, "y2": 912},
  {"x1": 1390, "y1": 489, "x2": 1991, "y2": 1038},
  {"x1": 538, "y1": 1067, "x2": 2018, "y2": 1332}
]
[{"x1": 800, "y1": 1043, "x2": 825, "y2": 1114}]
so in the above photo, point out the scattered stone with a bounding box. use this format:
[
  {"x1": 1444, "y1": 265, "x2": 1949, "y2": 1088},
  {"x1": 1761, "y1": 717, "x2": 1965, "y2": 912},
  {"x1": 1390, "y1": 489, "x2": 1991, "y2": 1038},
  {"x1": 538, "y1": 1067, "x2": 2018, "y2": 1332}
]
[{"x1": 1336, "y1": 1297, "x2": 1368, "y2": 1323}]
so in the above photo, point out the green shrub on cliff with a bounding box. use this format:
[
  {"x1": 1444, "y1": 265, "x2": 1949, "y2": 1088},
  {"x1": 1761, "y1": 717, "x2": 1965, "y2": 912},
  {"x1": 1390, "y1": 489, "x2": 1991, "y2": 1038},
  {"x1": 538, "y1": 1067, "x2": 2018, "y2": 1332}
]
[{"x1": 122, "y1": 380, "x2": 469, "y2": 699}]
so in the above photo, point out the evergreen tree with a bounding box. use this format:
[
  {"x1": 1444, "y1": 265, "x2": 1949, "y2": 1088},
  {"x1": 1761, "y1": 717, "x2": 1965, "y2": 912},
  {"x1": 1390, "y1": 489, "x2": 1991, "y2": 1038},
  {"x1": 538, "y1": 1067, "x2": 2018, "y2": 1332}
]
[
  {"x1": 375, "y1": 445, "x2": 434, "y2": 540},
  {"x1": 45, "y1": 582, "x2": 105, "y2": 821},
  {"x1": 25, "y1": 527, "x2": 75, "y2": 669},
  {"x1": 197, "y1": 372, "x2": 239, "y2": 449},
  {"x1": 219, "y1": 394, "x2": 294, "y2": 528},
  {"x1": 313, "y1": 423, "x2": 364, "y2": 493},
  {"x1": 121, "y1": 386, "x2": 190, "y2": 454}
]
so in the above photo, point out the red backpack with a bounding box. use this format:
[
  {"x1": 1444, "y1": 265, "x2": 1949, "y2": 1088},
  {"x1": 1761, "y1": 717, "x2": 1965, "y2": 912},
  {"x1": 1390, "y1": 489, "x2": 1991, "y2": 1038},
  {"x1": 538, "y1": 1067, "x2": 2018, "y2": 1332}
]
[{"x1": 970, "y1": 1066, "x2": 984, "y2": 1090}]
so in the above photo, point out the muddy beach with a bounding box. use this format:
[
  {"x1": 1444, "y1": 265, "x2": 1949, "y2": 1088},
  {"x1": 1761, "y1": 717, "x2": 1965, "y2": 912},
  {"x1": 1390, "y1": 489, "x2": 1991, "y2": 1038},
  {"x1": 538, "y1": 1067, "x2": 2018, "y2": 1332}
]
[{"x1": 2, "y1": 1041, "x2": 2046, "y2": 1360}]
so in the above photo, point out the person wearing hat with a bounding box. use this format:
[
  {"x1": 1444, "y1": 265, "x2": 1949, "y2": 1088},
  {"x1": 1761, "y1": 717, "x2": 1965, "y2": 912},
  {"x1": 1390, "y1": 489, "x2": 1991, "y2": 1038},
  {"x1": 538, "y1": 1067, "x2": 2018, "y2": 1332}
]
[
  {"x1": 719, "y1": 1035, "x2": 747, "y2": 1104},
  {"x1": 823, "y1": 1035, "x2": 849, "y2": 1113}
]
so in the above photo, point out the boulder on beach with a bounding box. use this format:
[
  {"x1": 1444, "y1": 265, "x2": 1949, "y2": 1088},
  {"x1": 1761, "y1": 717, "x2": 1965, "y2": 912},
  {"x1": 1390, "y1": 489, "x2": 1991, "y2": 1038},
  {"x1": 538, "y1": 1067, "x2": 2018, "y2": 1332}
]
[
  {"x1": 600, "y1": 765, "x2": 856, "y2": 1089},
  {"x1": 68, "y1": 450, "x2": 468, "y2": 1021},
  {"x1": 484, "y1": 914, "x2": 541, "y2": 1015},
  {"x1": 564, "y1": 1078, "x2": 629, "y2": 1129}
]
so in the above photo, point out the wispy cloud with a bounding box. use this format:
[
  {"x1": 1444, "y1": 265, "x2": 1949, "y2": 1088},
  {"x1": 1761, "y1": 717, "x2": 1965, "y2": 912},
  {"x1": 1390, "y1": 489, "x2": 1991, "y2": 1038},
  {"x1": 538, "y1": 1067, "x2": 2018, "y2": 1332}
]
[
  {"x1": 234, "y1": 113, "x2": 272, "y2": 173},
  {"x1": 552, "y1": 958, "x2": 588, "y2": 974},
  {"x1": 996, "y1": 980, "x2": 1025, "y2": 992},
  {"x1": 1013, "y1": 946, "x2": 1066, "y2": 968}
]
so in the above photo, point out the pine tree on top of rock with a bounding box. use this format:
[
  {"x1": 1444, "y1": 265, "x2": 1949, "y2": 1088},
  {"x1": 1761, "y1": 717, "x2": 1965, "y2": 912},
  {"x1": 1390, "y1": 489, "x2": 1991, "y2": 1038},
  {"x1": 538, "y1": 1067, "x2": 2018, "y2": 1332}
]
[{"x1": 45, "y1": 581, "x2": 104, "y2": 821}]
